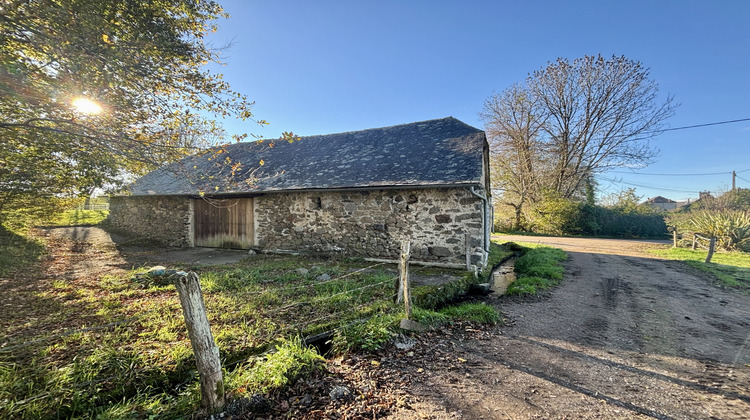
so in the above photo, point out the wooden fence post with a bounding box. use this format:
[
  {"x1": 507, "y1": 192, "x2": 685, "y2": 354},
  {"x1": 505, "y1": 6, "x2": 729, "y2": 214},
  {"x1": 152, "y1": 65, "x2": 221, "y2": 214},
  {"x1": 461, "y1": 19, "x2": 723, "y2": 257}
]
[
  {"x1": 465, "y1": 233, "x2": 471, "y2": 271},
  {"x1": 174, "y1": 272, "x2": 225, "y2": 411},
  {"x1": 673, "y1": 229, "x2": 678, "y2": 248},
  {"x1": 396, "y1": 241, "x2": 411, "y2": 319},
  {"x1": 705, "y1": 237, "x2": 716, "y2": 263},
  {"x1": 691, "y1": 234, "x2": 697, "y2": 250}
]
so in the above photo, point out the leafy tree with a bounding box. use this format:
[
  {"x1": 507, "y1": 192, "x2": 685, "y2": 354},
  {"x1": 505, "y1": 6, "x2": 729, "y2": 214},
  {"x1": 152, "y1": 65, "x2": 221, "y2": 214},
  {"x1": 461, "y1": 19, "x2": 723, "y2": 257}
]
[
  {"x1": 0, "y1": 0, "x2": 259, "y2": 221},
  {"x1": 481, "y1": 55, "x2": 676, "y2": 231},
  {"x1": 601, "y1": 188, "x2": 656, "y2": 215}
]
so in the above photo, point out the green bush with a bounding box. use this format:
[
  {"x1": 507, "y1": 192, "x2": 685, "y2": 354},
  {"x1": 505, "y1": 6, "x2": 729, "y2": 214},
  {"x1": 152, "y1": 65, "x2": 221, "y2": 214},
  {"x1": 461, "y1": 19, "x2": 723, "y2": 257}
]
[
  {"x1": 514, "y1": 194, "x2": 667, "y2": 238},
  {"x1": 583, "y1": 204, "x2": 667, "y2": 238},
  {"x1": 668, "y1": 210, "x2": 750, "y2": 252},
  {"x1": 528, "y1": 193, "x2": 583, "y2": 235}
]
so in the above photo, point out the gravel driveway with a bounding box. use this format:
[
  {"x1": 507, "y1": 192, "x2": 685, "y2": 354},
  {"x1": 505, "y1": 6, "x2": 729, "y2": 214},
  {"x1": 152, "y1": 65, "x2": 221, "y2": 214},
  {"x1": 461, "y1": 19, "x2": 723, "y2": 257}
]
[{"x1": 391, "y1": 235, "x2": 750, "y2": 419}]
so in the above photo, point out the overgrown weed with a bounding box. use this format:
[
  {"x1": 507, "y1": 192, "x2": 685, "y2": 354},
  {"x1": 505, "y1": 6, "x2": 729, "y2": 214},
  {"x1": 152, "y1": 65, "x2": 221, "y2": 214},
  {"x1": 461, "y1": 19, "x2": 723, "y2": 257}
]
[{"x1": 507, "y1": 246, "x2": 567, "y2": 295}]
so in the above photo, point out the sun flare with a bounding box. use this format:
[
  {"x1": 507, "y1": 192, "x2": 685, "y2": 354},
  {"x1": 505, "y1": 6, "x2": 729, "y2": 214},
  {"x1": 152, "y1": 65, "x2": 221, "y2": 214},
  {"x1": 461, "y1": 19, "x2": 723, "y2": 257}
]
[{"x1": 71, "y1": 97, "x2": 102, "y2": 115}]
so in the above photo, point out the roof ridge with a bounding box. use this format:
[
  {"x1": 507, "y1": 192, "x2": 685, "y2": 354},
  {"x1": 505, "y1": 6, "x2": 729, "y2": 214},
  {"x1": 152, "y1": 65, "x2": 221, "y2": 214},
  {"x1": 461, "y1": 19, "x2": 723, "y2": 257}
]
[
  {"x1": 289, "y1": 116, "x2": 480, "y2": 140},
  {"x1": 224, "y1": 117, "x2": 481, "y2": 148}
]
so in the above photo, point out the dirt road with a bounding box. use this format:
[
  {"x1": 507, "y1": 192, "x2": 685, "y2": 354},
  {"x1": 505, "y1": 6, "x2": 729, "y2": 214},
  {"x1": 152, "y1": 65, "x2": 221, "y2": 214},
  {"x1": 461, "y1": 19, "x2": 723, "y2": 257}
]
[{"x1": 390, "y1": 235, "x2": 750, "y2": 419}]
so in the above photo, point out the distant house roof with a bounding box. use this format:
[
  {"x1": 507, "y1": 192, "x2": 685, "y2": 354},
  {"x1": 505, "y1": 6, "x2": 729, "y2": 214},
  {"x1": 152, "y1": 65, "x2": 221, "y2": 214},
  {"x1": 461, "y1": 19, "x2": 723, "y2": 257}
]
[
  {"x1": 646, "y1": 196, "x2": 676, "y2": 204},
  {"x1": 128, "y1": 117, "x2": 487, "y2": 196}
]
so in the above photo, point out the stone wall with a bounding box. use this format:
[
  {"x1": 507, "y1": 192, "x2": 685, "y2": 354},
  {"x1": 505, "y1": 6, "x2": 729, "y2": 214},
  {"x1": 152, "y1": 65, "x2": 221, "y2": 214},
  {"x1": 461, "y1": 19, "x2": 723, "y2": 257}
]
[
  {"x1": 108, "y1": 196, "x2": 192, "y2": 247},
  {"x1": 255, "y1": 187, "x2": 485, "y2": 265}
]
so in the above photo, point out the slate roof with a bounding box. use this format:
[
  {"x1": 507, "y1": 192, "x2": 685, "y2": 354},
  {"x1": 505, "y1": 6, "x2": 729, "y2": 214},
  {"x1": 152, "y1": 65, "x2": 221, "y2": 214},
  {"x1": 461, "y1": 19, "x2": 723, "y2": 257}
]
[{"x1": 128, "y1": 117, "x2": 486, "y2": 196}]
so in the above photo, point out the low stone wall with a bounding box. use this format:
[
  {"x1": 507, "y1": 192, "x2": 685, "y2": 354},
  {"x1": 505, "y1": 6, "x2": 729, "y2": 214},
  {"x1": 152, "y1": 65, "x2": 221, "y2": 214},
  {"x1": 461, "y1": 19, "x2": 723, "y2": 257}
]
[
  {"x1": 108, "y1": 196, "x2": 192, "y2": 247},
  {"x1": 255, "y1": 187, "x2": 484, "y2": 265}
]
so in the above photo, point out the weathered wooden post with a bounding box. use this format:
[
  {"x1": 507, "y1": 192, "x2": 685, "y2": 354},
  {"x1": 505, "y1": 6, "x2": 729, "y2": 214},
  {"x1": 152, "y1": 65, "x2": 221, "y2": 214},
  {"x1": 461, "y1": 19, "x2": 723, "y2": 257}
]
[
  {"x1": 174, "y1": 272, "x2": 224, "y2": 411},
  {"x1": 397, "y1": 240, "x2": 426, "y2": 332},
  {"x1": 705, "y1": 237, "x2": 716, "y2": 263},
  {"x1": 691, "y1": 234, "x2": 697, "y2": 250},
  {"x1": 673, "y1": 230, "x2": 678, "y2": 248},
  {"x1": 396, "y1": 240, "x2": 411, "y2": 317},
  {"x1": 465, "y1": 233, "x2": 471, "y2": 271}
]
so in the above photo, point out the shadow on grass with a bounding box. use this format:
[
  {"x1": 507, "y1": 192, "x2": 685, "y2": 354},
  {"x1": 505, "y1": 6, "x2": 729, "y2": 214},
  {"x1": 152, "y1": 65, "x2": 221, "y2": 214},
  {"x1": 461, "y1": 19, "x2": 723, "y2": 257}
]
[{"x1": 0, "y1": 225, "x2": 45, "y2": 277}]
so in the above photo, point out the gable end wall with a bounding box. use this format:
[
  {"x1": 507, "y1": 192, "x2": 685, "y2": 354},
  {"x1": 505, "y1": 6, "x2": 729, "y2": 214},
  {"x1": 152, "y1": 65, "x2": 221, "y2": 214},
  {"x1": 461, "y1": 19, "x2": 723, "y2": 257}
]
[
  {"x1": 255, "y1": 187, "x2": 484, "y2": 264},
  {"x1": 108, "y1": 196, "x2": 192, "y2": 247}
]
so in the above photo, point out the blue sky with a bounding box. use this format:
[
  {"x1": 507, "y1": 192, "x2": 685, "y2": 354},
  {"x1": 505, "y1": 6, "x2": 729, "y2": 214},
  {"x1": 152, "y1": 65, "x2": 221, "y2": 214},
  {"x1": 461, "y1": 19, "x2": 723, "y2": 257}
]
[{"x1": 205, "y1": 0, "x2": 750, "y2": 202}]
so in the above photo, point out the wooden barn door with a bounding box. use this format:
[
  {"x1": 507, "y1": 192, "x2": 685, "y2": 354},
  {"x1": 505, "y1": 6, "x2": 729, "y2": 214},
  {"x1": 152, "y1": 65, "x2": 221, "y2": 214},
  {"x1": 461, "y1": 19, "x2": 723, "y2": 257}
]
[{"x1": 193, "y1": 198, "x2": 254, "y2": 249}]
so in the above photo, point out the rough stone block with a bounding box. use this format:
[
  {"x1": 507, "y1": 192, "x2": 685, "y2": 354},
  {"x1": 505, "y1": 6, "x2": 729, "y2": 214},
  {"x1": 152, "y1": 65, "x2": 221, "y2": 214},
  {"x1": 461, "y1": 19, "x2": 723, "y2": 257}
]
[
  {"x1": 435, "y1": 214, "x2": 452, "y2": 223},
  {"x1": 400, "y1": 318, "x2": 429, "y2": 332},
  {"x1": 428, "y1": 246, "x2": 451, "y2": 257}
]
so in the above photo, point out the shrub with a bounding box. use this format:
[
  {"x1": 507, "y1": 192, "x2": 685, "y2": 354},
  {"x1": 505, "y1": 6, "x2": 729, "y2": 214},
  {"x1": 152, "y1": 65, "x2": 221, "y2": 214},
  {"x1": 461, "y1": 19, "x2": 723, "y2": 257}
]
[
  {"x1": 528, "y1": 193, "x2": 583, "y2": 235},
  {"x1": 669, "y1": 210, "x2": 750, "y2": 252}
]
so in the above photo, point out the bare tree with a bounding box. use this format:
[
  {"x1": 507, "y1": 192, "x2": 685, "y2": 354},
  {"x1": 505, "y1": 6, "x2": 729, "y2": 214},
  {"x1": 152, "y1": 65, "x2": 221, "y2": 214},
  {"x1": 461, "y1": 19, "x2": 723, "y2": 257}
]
[
  {"x1": 480, "y1": 84, "x2": 546, "y2": 229},
  {"x1": 530, "y1": 55, "x2": 675, "y2": 198},
  {"x1": 482, "y1": 55, "x2": 676, "y2": 227}
]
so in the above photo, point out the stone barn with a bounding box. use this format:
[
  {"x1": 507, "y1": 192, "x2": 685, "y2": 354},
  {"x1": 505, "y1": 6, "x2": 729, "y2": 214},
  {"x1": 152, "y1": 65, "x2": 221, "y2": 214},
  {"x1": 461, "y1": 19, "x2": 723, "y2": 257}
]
[{"x1": 109, "y1": 117, "x2": 492, "y2": 268}]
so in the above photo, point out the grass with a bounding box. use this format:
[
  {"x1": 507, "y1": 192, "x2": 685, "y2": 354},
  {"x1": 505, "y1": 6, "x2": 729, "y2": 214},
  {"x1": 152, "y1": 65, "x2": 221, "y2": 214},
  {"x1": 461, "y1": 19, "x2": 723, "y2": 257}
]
[
  {"x1": 411, "y1": 241, "x2": 514, "y2": 309},
  {"x1": 506, "y1": 245, "x2": 567, "y2": 296},
  {"x1": 45, "y1": 209, "x2": 109, "y2": 226},
  {"x1": 647, "y1": 247, "x2": 750, "y2": 291},
  {"x1": 0, "y1": 206, "x2": 106, "y2": 276},
  {"x1": 3, "y1": 243, "x2": 508, "y2": 419},
  {"x1": 229, "y1": 337, "x2": 325, "y2": 393},
  {"x1": 0, "y1": 225, "x2": 46, "y2": 277},
  {"x1": 334, "y1": 302, "x2": 502, "y2": 354},
  {"x1": 0, "y1": 253, "x2": 405, "y2": 419},
  {"x1": 0, "y1": 234, "x2": 540, "y2": 418}
]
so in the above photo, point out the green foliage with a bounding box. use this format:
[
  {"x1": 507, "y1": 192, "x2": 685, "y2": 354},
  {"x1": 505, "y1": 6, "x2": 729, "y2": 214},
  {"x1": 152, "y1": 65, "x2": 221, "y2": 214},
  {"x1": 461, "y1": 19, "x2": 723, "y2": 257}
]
[
  {"x1": 647, "y1": 247, "x2": 750, "y2": 291},
  {"x1": 601, "y1": 188, "x2": 657, "y2": 215},
  {"x1": 46, "y1": 209, "x2": 109, "y2": 227},
  {"x1": 507, "y1": 246, "x2": 567, "y2": 296},
  {"x1": 413, "y1": 302, "x2": 501, "y2": 326},
  {"x1": 439, "y1": 303, "x2": 501, "y2": 324},
  {"x1": 507, "y1": 276, "x2": 557, "y2": 295},
  {"x1": 230, "y1": 338, "x2": 324, "y2": 394},
  {"x1": 332, "y1": 313, "x2": 401, "y2": 353},
  {"x1": 668, "y1": 210, "x2": 750, "y2": 252},
  {"x1": 0, "y1": 0, "x2": 259, "y2": 220},
  {"x1": 528, "y1": 192, "x2": 583, "y2": 235},
  {"x1": 579, "y1": 204, "x2": 667, "y2": 238},
  {"x1": 496, "y1": 193, "x2": 667, "y2": 238},
  {"x1": 411, "y1": 307, "x2": 451, "y2": 325},
  {"x1": 684, "y1": 188, "x2": 750, "y2": 212}
]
